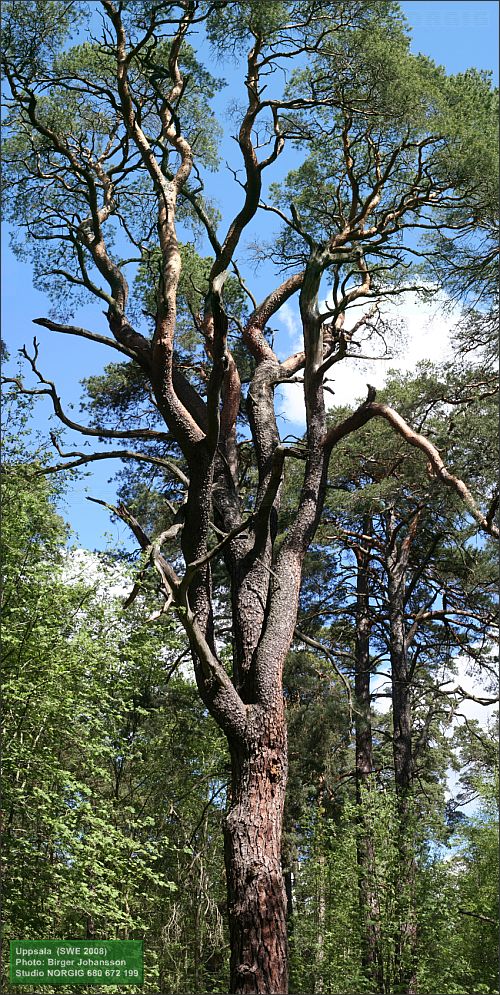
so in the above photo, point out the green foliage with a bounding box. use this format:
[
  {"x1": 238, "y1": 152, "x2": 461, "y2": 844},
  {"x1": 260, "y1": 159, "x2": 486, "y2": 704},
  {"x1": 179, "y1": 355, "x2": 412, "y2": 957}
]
[
  {"x1": 2, "y1": 16, "x2": 224, "y2": 320},
  {"x1": 416, "y1": 794, "x2": 499, "y2": 995},
  {"x1": 82, "y1": 360, "x2": 158, "y2": 429},
  {"x1": 279, "y1": 359, "x2": 498, "y2": 992},
  {"x1": 206, "y1": 1, "x2": 293, "y2": 54},
  {"x1": 206, "y1": 1, "x2": 405, "y2": 59},
  {"x1": 1, "y1": 431, "x2": 229, "y2": 993},
  {"x1": 287, "y1": 781, "x2": 499, "y2": 994},
  {"x1": 134, "y1": 240, "x2": 249, "y2": 345},
  {"x1": 283, "y1": 650, "x2": 351, "y2": 849},
  {"x1": 289, "y1": 791, "x2": 403, "y2": 994},
  {"x1": 269, "y1": 34, "x2": 498, "y2": 290},
  {"x1": 1, "y1": 0, "x2": 83, "y2": 74},
  {"x1": 3, "y1": 353, "x2": 498, "y2": 995}
]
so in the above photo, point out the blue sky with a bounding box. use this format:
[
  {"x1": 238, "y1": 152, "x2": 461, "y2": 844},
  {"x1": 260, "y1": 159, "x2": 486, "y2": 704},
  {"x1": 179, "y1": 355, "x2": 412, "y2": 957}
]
[{"x1": 1, "y1": 0, "x2": 498, "y2": 550}]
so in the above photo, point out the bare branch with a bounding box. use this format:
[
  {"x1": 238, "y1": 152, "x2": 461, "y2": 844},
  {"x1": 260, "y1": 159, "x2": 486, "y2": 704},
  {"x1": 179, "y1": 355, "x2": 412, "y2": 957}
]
[
  {"x1": 32, "y1": 317, "x2": 145, "y2": 362},
  {"x1": 323, "y1": 384, "x2": 377, "y2": 451},
  {"x1": 180, "y1": 514, "x2": 256, "y2": 595},
  {"x1": 456, "y1": 908, "x2": 498, "y2": 925},
  {"x1": 3, "y1": 343, "x2": 170, "y2": 442},
  {"x1": 368, "y1": 402, "x2": 499, "y2": 539},
  {"x1": 244, "y1": 271, "x2": 304, "y2": 364},
  {"x1": 323, "y1": 391, "x2": 499, "y2": 540},
  {"x1": 88, "y1": 493, "x2": 247, "y2": 736},
  {"x1": 38, "y1": 437, "x2": 189, "y2": 487}
]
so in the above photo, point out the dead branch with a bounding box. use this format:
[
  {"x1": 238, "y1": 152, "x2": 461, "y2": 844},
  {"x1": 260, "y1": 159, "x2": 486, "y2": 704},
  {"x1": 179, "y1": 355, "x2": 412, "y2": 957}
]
[
  {"x1": 368, "y1": 402, "x2": 499, "y2": 539},
  {"x1": 87, "y1": 494, "x2": 247, "y2": 737},
  {"x1": 3, "y1": 341, "x2": 170, "y2": 443},
  {"x1": 32, "y1": 317, "x2": 145, "y2": 362},
  {"x1": 43, "y1": 434, "x2": 189, "y2": 486}
]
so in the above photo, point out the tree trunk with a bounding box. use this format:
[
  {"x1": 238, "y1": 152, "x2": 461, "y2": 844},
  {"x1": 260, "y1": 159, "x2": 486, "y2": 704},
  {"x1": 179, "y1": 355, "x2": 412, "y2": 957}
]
[
  {"x1": 314, "y1": 851, "x2": 326, "y2": 994},
  {"x1": 386, "y1": 515, "x2": 418, "y2": 995},
  {"x1": 354, "y1": 534, "x2": 385, "y2": 994},
  {"x1": 284, "y1": 867, "x2": 294, "y2": 939},
  {"x1": 224, "y1": 706, "x2": 288, "y2": 995}
]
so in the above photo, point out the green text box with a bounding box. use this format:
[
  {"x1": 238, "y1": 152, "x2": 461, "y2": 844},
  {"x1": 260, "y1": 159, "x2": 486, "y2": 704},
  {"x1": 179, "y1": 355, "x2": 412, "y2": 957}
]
[{"x1": 10, "y1": 940, "x2": 143, "y2": 986}]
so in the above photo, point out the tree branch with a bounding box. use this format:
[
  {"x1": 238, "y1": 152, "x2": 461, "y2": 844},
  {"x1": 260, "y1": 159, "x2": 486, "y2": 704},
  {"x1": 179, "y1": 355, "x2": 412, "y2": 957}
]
[
  {"x1": 456, "y1": 908, "x2": 497, "y2": 925},
  {"x1": 244, "y1": 271, "x2": 304, "y2": 364},
  {"x1": 88, "y1": 494, "x2": 247, "y2": 737},
  {"x1": 368, "y1": 402, "x2": 499, "y2": 539},
  {"x1": 323, "y1": 391, "x2": 499, "y2": 539},
  {"x1": 323, "y1": 384, "x2": 377, "y2": 451},
  {"x1": 180, "y1": 513, "x2": 256, "y2": 596},
  {"x1": 39, "y1": 437, "x2": 189, "y2": 487},
  {"x1": 3, "y1": 342, "x2": 170, "y2": 442},
  {"x1": 32, "y1": 317, "x2": 145, "y2": 362}
]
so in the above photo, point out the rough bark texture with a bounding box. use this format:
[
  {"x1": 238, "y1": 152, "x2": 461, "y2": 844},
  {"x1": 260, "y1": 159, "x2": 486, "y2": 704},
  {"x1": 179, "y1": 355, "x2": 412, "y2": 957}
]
[{"x1": 224, "y1": 707, "x2": 288, "y2": 995}]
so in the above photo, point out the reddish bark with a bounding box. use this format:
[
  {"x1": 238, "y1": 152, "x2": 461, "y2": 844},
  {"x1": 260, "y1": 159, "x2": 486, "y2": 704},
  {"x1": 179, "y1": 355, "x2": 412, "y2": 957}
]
[{"x1": 225, "y1": 708, "x2": 288, "y2": 994}]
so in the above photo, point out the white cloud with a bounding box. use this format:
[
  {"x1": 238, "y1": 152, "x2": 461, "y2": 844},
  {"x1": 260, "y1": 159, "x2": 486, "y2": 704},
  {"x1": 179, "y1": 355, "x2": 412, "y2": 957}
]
[
  {"x1": 276, "y1": 293, "x2": 460, "y2": 431},
  {"x1": 372, "y1": 655, "x2": 497, "y2": 725},
  {"x1": 277, "y1": 300, "x2": 303, "y2": 355},
  {"x1": 445, "y1": 653, "x2": 498, "y2": 727},
  {"x1": 371, "y1": 672, "x2": 392, "y2": 713},
  {"x1": 62, "y1": 547, "x2": 131, "y2": 600},
  {"x1": 276, "y1": 381, "x2": 307, "y2": 431}
]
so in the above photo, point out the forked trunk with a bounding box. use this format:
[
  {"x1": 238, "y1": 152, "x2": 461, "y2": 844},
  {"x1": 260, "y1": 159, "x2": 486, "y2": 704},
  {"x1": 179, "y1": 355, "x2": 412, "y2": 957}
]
[{"x1": 224, "y1": 706, "x2": 288, "y2": 995}]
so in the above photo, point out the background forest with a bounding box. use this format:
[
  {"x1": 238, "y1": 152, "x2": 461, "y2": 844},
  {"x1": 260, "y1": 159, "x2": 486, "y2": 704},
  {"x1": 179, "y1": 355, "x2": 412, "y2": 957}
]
[
  {"x1": 2, "y1": 359, "x2": 498, "y2": 993},
  {"x1": 1, "y1": 1, "x2": 498, "y2": 994}
]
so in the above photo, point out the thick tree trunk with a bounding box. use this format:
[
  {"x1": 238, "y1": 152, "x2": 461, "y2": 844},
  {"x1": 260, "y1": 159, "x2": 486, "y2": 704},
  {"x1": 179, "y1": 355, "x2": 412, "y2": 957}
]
[
  {"x1": 386, "y1": 519, "x2": 418, "y2": 995},
  {"x1": 354, "y1": 535, "x2": 385, "y2": 994},
  {"x1": 224, "y1": 706, "x2": 288, "y2": 995}
]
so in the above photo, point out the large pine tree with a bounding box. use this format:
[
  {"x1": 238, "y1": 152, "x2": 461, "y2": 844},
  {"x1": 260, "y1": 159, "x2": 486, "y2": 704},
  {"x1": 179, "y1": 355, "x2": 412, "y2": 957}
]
[{"x1": 2, "y1": 3, "x2": 497, "y2": 990}]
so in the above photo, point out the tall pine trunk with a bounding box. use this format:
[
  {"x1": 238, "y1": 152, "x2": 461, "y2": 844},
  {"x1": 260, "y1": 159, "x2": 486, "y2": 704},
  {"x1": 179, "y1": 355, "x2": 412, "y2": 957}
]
[
  {"x1": 354, "y1": 533, "x2": 385, "y2": 994},
  {"x1": 224, "y1": 705, "x2": 288, "y2": 995},
  {"x1": 386, "y1": 513, "x2": 418, "y2": 994}
]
